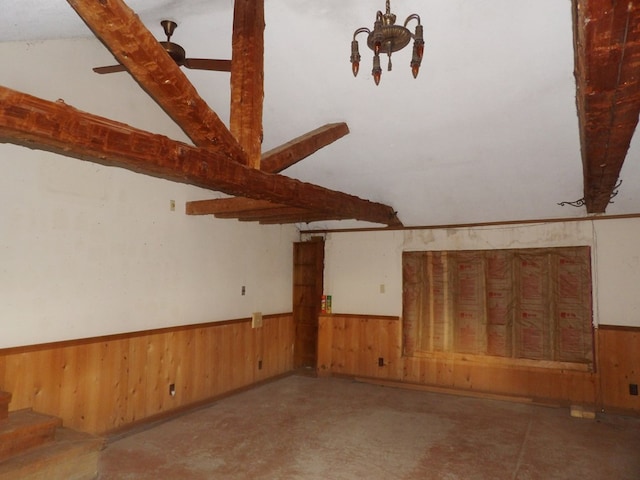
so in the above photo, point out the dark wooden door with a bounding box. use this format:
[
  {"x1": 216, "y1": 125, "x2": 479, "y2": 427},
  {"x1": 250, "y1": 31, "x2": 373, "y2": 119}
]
[{"x1": 292, "y1": 239, "x2": 325, "y2": 369}]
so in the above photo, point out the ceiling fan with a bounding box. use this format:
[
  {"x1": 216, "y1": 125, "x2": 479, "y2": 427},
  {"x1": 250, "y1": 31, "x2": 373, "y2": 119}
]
[{"x1": 93, "y1": 20, "x2": 232, "y2": 74}]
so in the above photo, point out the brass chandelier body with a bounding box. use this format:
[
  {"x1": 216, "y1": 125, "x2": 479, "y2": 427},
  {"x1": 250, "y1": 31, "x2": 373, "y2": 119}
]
[{"x1": 350, "y1": 0, "x2": 424, "y2": 85}]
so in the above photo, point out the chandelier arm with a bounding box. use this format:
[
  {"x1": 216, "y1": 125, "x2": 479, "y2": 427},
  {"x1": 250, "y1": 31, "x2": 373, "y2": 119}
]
[
  {"x1": 404, "y1": 14, "x2": 421, "y2": 28},
  {"x1": 352, "y1": 27, "x2": 371, "y2": 41}
]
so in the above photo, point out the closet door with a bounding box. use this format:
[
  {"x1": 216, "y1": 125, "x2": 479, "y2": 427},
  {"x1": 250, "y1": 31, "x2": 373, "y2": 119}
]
[{"x1": 292, "y1": 239, "x2": 324, "y2": 369}]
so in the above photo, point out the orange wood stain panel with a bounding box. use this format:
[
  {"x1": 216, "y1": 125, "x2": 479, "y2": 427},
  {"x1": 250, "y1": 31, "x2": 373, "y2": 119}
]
[
  {"x1": 320, "y1": 314, "x2": 617, "y2": 410},
  {"x1": 0, "y1": 314, "x2": 294, "y2": 434},
  {"x1": 597, "y1": 325, "x2": 640, "y2": 414}
]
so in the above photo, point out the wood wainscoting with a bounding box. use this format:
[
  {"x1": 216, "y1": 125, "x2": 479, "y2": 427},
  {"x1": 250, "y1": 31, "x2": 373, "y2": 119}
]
[
  {"x1": 0, "y1": 314, "x2": 294, "y2": 435},
  {"x1": 318, "y1": 314, "x2": 639, "y2": 414},
  {"x1": 597, "y1": 325, "x2": 640, "y2": 414}
]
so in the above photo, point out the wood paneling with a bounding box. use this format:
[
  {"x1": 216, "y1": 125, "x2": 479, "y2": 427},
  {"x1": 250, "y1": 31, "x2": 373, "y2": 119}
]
[
  {"x1": 318, "y1": 314, "x2": 403, "y2": 380},
  {"x1": 597, "y1": 325, "x2": 640, "y2": 414},
  {"x1": 319, "y1": 314, "x2": 599, "y2": 407},
  {"x1": 0, "y1": 314, "x2": 294, "y2": 434}
]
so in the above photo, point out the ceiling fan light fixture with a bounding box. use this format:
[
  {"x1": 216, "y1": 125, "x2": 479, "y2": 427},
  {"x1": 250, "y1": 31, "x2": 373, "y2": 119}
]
[
  {"x1": 159, "y1": 41, "x2": 186, "y2": 65},
  {"x1": 350, "y1": 0, "x2": 424, "y2": 85}
]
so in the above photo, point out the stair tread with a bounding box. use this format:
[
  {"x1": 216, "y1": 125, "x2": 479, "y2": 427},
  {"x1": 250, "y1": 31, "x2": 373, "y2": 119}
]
[
  {"x1": 0, "y1": 409, "x2": 62, "y2": 435},
  {"x1": 0, "y1": 427, "x2": 104, "y2": 480},
  {"x1": 0, "y1": 410, "x2": 62, "y2": 462}
]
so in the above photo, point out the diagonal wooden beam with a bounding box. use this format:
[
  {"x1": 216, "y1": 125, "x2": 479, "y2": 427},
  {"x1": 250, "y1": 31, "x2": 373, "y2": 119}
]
[
  {"x1": 230, "y1": 0, "x2": 264, "y2": 168},
  {"x1": 261, "y1": 123, "x2": 350, "y2": 174},
  {"x1": 0, "y1": 87, "x2": 402, "y2": 227},
  {"x1": 185, "y1": 122, "x2": 351, "y2": 218},
  {"x1": 573, "y1": 0, "x2": 640, "y2": 213},
  {"x1": 66, "y1": 0, "x2": 246, "y2": 162}
]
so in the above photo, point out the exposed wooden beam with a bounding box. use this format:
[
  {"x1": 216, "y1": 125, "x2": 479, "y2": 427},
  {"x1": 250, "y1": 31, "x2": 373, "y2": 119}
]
[
  {"x1": 216, "y1": 207, "x2": 311, "y2": 220},
  {"x1": 0, "y1": 87, "x2": 402, "y2": 227},
  {"x1": 66, "y1": 0, "x2": 246, "y2": 162},
  {"x1": 186, "y1": 198, "x2": 287, "y2": 216},
  {"x1": 190, "y1": 199, "x2": 352, "y2": 225},
  {"x1": 261, "y1": 123, "x2": 350, "y2": 174},
  {"x1": 258, "y1": 212, "x2": 353, "y2": 225},
  {"x1": 230, "y1": 0, "x2": 264, "y2": 168},
  {"x1": 185, "y1": 123, "x2": 351, "y2": 219},
  {"x1": 573, "y1": 0, "x2": 640, "y2": 213}
]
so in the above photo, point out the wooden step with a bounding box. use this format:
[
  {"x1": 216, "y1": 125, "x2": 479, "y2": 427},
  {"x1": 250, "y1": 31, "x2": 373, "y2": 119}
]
[
  {"x1": 0, "y1": 427, "x2": 104, "y2": 480},
  {"x1": 0, "y1": 392, "x2": 10, "y2": 420},
  {"x1": 0, "y1": 409, "x2": 61, "y2": 462}
]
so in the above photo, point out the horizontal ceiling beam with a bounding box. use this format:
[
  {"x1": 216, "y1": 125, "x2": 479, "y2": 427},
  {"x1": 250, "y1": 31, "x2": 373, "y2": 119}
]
[
  {"x1": 189, "y1": 198, "x2": 352, "y2": 224},
  {"x1": 573, "y1": 0, "x2": 640, "y2": 212},
  {"x1": 216, "y1": 207, "x2": 312, "y2": 220},
  {"x1": 0, "y1": 87, "x2": 402, "y2": 227},
  {"x1": 186, "y1": 198, "x2": 284, "y2": 216},
  {"x1": 257, "y1": 212, "x2": 352, "y2": 224}
]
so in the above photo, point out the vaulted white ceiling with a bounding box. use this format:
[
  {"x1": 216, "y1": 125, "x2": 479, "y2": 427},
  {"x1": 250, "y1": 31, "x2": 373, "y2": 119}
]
[{"x1": 1, "y1": 0, "x2": 638, "y2": 229}]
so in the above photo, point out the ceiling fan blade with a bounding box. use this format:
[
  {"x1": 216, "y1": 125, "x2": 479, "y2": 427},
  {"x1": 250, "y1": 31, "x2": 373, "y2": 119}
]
[
  {"x1": 183, "y1": 58, "x2": 232, "y2": 72},
  {"x1": 93, "y1": 64, "x2": 127, "y2": 74}
]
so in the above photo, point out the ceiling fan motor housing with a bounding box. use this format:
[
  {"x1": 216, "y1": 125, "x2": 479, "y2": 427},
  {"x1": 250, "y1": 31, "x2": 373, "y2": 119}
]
[{"x1": 159, "y1": 41, "x2": 186, "y2": 65}]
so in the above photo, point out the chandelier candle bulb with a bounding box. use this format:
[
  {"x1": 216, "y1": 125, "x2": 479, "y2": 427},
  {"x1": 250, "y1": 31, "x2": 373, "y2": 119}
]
[
  {"x1": 350, "y1": 40, "x2": 361, "y2": 76},
  {"x1": 373, "y1": 55, "x2": 382, "y2": 85},
  {"x1": 350, "y1": 0, "x2": 424, "y2": 85}
]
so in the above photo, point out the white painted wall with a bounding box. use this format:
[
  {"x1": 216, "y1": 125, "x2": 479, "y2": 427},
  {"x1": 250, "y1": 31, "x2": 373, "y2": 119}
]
[
  {"x1": 320, "y1": 219, "x2": 640, "y2": 327},
  {"x1": 592, "y1": 218, "x2": 640, "y2": 327},
  {"x1": 0, "y1": 38, "x2": 298, "y2": 348}
]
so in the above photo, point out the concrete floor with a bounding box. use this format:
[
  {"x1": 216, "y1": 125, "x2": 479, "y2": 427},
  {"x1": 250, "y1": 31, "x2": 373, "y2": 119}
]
[{"x1": 98, "y1": 375, "x2": 640, "y2": 480}]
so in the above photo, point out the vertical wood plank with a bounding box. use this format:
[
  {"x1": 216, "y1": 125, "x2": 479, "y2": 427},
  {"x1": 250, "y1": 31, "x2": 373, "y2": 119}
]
[{"x1": 598, "y1": 326, "x2": 640, "y2": 413}]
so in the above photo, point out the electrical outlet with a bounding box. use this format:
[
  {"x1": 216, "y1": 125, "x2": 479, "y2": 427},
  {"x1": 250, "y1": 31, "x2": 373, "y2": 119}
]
[
  {"x1": 378, "y1": 357, "x2": 385, "y2": 367},
  {"x1": 252, "y1": 312, "x2": 263, "y2": 328},
  {"x1": 630, "y1": 383, "x2": 638, "y2": 396},
  {"x1": 169, "y1": 199, "x2": 176, "y2": 211},
  {"x1": 241, "y1": 286, "x2": 246, "y2": 296},
  {"x1": 169, "y1": 383, "x2": 176, "y2": 397}
]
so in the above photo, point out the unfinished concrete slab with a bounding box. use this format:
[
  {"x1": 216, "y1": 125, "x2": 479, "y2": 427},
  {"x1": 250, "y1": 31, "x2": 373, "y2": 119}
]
[{"x1": 98, "y1": 375, "x2": 640, "y2": 479}]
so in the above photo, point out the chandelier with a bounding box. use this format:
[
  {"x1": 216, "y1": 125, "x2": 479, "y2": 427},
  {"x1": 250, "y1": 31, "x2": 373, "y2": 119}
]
[{"x1": 350, "y1": 0, "x2": 424, "y2": 85}]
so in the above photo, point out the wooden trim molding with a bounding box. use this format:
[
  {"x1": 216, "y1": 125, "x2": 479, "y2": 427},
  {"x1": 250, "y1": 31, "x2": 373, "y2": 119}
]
[
  {"x1": 319, "y1": 313, "x2": 400, "y2": 322},
  {"x1": 0, "y1": 313, "x2": 291, "y2": 355},
  {"x1": 597, "y1": 324, "x2": 640, "y2": 333}
]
